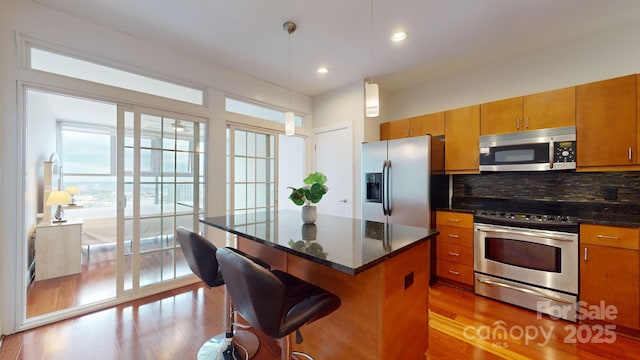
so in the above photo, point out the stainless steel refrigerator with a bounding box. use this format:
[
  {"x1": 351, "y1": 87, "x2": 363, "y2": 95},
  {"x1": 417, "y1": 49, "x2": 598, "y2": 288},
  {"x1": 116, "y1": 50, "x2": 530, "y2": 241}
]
[{"x1": 362, "y1": 134, "x2": 447, "y2": 229}]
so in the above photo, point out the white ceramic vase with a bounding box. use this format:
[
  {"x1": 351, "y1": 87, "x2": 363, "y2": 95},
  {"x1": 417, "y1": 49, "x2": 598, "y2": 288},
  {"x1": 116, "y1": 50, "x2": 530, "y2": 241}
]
[{"x1": 301, "y1": 205, "x2": 317, "y2": 224}]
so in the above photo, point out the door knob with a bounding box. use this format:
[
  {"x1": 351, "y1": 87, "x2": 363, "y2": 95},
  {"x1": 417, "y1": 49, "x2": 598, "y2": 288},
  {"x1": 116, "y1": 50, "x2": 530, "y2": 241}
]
[{"x1": 339, "y1": 199, "x2": 347, "y2": 203}]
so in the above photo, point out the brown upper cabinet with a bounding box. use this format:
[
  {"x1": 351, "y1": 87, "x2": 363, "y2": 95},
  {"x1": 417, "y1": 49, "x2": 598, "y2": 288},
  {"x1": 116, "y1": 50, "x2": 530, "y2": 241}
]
[
  {"x1": 480, "y1": 87, "x2": 576, "y2": 135},
  {"x1": 445, "y1": 105, "x2": 480, "y2": 174},
  {"x1": 380, "y1": 112, "x2": 444, "y2": 140},
  {"x1": 576, "y1": 75, "x2": 640, "y2": 171}
]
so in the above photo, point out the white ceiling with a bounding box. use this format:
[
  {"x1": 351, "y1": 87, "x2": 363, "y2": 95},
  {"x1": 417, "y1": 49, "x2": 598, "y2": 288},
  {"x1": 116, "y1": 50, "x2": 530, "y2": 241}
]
[{"x1": 34, "y1": 0, "x2": 640, "y2": 97}]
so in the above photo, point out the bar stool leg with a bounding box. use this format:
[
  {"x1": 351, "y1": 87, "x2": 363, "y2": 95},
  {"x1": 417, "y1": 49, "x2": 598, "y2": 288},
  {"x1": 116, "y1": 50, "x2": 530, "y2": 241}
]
[
  {"x1": 198, "y1": 291, "x2": 259, "y2": 360},
  {"x1": 280, "y1": 335, "x2": 314, "y2": 360},
  {"x1": 280, "y1": 337, "x2": 290, "y2": 360},
  {"x1": 225, "y1": 289, "x2": 259, "y2": 359}
]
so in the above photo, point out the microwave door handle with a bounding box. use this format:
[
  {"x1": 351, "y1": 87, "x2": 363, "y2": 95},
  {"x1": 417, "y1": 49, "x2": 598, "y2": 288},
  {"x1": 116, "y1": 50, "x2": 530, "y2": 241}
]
[{"x1": 549, "y1": 139, "x2": 554, "y2": 169}]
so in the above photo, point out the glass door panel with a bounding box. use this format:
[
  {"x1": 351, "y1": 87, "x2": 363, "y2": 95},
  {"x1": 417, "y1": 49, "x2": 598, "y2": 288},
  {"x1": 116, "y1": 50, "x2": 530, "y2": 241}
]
[
  {"x1": 118, "y1": 106, "x2": 206, "y2": 294},
  {"x1": 25, "y1": 89, "x2": 121, "y2": 319},
  {"x1": 227, "y1": 127, "x2": 276, "y2": 217},
  {"x1": 121, "y1": 110, "x2": 135, "y2": 292}
]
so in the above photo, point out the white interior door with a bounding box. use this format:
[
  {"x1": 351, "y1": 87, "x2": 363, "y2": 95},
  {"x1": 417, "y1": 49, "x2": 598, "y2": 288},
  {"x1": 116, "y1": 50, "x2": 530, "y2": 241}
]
[{"x1": 314, "y1": 125, "x2": 353, "y2": 218}]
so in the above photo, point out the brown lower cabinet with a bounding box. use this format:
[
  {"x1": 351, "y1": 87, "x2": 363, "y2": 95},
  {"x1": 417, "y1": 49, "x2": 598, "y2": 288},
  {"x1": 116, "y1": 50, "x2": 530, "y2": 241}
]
[
  {"x1": 580, "y1": 224, "x2": 640, "y2": 331},
  {"x1": 436, "y1": 210, "x2": 474, "y2": 289}
]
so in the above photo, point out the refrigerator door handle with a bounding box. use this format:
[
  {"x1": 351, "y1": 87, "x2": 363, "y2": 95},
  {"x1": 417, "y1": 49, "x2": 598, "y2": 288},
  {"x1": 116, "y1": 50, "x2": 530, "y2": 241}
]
[
  {"x1": 382, "y1": 161, "x2": 388, "y2": 215},
  {"x1": 385, "y1": 160, "x2": 392, "y2": 216}
]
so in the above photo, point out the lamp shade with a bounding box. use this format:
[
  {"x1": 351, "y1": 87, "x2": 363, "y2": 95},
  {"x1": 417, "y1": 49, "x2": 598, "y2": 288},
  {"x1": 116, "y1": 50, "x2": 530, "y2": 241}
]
[
  {"x1": 365, "y1": 82, "x2": 379, "y2": 117},
  {"x1": 285, "y1": 111, "x2": 295, "y2": 136},
  {"x1": 46, "y1": 191, "x2": 72, "y2": 206}
]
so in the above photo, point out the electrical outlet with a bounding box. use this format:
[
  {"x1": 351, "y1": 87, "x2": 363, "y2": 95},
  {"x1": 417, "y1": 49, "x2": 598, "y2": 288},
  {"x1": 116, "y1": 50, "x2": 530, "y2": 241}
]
[
  {"x1": 404, "y1": 272, "x2": 414, "y2": 289},
  {"x1": 604, "y1": 187, "x2": 617, "y2": 201}
]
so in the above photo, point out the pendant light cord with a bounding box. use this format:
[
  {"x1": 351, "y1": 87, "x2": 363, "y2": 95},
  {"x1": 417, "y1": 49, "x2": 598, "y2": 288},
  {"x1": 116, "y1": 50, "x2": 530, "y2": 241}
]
[
  {"x1": 289, "y1": 28, "x2": 292, "y2": 110},
  {"x1": 369, "y1": 0, "x2": 374, "y2": 84}
]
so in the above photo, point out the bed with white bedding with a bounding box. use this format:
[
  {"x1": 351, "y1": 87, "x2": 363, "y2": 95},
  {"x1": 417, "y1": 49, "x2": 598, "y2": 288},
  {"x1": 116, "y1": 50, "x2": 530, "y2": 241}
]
[{"x1": 65, "y1": 205, "x2": 195, "y2": 247}]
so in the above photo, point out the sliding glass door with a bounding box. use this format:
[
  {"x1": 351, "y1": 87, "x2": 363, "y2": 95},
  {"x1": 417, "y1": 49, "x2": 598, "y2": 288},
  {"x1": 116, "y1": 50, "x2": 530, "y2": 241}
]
[
  {"x1": 22, "y1": 88, "x2": 207, "y2": 326},
  {"x1": 118, "y1": 106, "x2": 206, "y2": 294}
]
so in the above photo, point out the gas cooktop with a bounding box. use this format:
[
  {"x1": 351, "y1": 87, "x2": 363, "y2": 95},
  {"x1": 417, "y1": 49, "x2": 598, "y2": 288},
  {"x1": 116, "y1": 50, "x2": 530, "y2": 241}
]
[{"x1": 474, "y1": 210, "x2": 579, "y2": 233}]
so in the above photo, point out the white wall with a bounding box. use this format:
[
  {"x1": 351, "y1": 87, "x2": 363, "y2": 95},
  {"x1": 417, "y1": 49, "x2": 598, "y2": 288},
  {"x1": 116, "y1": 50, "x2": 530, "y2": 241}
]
[
  {"x1": 0, "y1": 4, "x2": 19, "y2": 338},
  {"x1": 387, "y1": 18, "x2": 640, "y2": 119},
  {"x1": 25, "y1": 91, "x2": 58, "y2": 269},
  {"x1": 278, "y1": 134, "x2": 306, "y2": 210},
  {"x1": 0, "y1": 0, "x2": 313, "y2": 335},
  {"x1": 313, "y1": 81, "x2": 371, "y2": 219}
]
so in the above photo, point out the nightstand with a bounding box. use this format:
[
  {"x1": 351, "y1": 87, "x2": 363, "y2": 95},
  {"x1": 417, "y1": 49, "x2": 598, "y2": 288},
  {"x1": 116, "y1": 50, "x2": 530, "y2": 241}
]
[{"x1": 35, "y1": 218, "x2": 83, "y2": 281}]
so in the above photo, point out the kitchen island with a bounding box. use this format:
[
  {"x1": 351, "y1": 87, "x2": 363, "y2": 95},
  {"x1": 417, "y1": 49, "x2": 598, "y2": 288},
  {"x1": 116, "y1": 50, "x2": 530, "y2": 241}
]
[{"x1": 201, "y1": 210, "x2": 438, "y2": 359}]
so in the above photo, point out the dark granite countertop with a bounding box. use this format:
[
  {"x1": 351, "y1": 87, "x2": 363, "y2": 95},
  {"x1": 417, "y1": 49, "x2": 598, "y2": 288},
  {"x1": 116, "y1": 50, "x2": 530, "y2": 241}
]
[
  {"x1": 576, "y1": 214, "x2": 640, "y2": 228},
  {"x1": 436, "y1": 208, "x2": 474, "y2": 214},
  {"x1": 200, "y1": 210, "x2": 438, "y2": 275}
]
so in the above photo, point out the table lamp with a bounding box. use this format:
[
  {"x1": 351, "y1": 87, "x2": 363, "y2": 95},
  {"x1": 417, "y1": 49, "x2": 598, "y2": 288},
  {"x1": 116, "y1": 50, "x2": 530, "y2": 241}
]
[
  {"x1": 46, "y1": 190, "x2": 72, "y2": 223},
  {"x1": 65, "y1": 186, "x2": 79, "y2": 205}
]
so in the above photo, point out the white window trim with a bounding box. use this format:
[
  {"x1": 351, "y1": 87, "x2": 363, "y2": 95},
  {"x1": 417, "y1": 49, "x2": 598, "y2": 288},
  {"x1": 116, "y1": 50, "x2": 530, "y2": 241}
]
[{"x1": 18, "y1": 33, "x2": 209, "y2": 108}]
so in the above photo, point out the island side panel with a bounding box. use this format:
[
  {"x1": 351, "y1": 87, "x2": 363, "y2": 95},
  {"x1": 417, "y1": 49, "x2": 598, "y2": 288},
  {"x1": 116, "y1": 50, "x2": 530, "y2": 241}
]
[
  {"x1": 286, "y1": 254, "x2": 381, "y2": 359},
  {"x1": 381, "y1": 239, "x2": 430, "y2": 359},
  {"x1": 236, "y1": 236, "x2": 288, "y2": 271}
]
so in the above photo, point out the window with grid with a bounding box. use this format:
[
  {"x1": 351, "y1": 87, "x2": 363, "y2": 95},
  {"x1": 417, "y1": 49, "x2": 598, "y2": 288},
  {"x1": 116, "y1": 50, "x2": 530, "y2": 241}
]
[{"x1": 227, "y1": 128, "x2": 275, "y2": 215}]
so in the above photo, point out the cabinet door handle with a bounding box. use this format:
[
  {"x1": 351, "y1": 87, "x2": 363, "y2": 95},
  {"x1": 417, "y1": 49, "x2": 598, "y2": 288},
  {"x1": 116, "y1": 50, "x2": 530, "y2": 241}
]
[
  {"x1": 447, "y1": 234, "x2": 460, "y2": 238},
  {"x1": 597, "y1": 234, "x2": 619, "y2": 240},
  {"x1": 525, "y1": 117, "x2": 529, "y2": 129},
  {"x1": 584, "y1": 247, "x2": 588, "y2": 261},
  {"x1": 516, "y1": 118, "x2": 520, "y2": 130},
  {"x1": 448, "y1": 252, "x2": 460, "y2": 257},
  {"x1": 448, "y1": 270, "x2": 460, "y2": 275},
  {"x1": 448, "y1": 218, "x2": 460, "y2": 223},
  {"x1": 629, "y1": 147, "x2": 633, "y2": 161}
]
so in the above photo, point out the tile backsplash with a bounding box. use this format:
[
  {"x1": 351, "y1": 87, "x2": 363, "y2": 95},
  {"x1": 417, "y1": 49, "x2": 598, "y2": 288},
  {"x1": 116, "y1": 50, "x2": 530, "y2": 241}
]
[{"x1": 453, "y1": 171, "x2": 640, "y2": 204}]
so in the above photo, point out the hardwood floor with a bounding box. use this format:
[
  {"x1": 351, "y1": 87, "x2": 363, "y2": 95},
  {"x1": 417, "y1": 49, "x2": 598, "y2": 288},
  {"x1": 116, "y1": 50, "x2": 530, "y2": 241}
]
[
  {"x1": 27, "y1": 244, "x2": 117, "y2": 317},
  {"x1": 429, "y1": 284, "x2": 640, "y2": 359},
  {"x1": 6, "y1": 281, "x2": 640, "y2": 359},
  {"x1": 27, "y1": 239, "x2": 190, "y2": 318}
]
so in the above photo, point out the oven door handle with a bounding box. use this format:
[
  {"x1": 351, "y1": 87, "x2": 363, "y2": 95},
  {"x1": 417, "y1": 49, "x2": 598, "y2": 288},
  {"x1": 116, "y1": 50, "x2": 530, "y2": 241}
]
[
  {"x1": 477, "y1": 277, "x2": 574, "y2": 304},
  {"x1": 476, "y1": 226, "x2": 576, "y2": 242}
]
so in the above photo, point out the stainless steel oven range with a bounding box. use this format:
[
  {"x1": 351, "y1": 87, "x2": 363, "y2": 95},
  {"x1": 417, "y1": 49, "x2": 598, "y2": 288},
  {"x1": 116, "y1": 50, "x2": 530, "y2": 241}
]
[{"x1": 474, "y1": 210, "x2": 579, "y2": 321}]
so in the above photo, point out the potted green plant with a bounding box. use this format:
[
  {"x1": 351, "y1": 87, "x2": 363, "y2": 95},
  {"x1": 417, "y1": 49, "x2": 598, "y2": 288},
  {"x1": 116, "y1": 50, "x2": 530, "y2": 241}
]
[{"x1": 288, "y1": 172, "x2": 328, "y2": 224}]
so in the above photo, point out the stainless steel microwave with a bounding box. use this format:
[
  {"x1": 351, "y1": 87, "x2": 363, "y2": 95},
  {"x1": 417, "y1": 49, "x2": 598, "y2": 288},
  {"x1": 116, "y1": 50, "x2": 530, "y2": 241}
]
[{"x1": 479, "y1": 126, "x2": 576, "y2": 171}]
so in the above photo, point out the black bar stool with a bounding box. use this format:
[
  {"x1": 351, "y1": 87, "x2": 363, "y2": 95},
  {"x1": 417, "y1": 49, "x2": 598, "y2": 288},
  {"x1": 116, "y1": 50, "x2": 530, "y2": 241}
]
[
  {"x1": 216, "y1": 247, "x2": 341, "y2": 360},
  {"x1": 176, "y1": 227, "x2": 259, "y2": 359}
]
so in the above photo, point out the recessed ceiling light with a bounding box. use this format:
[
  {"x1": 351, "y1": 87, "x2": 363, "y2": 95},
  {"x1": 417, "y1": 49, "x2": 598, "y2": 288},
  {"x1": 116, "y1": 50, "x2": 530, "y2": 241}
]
[
  {"x1": 391, "y1": 31, "x2": 408, "y2": 42},
  {"x1": 317, "y1": 66, "x2": 329, "y2": 74}
]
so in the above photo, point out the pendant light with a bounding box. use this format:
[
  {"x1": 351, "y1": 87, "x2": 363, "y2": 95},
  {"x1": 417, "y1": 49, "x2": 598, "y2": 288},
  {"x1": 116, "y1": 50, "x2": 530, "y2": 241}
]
[
  {"x1": 284, "y1": 21, "x2": 296, "y2": 136},
  {"x1": 365, "y1": 82, "x2": 379, "y2": 117},
  {"x1": 365, "y1": 0, "x2": 380, "y2": 118}
]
